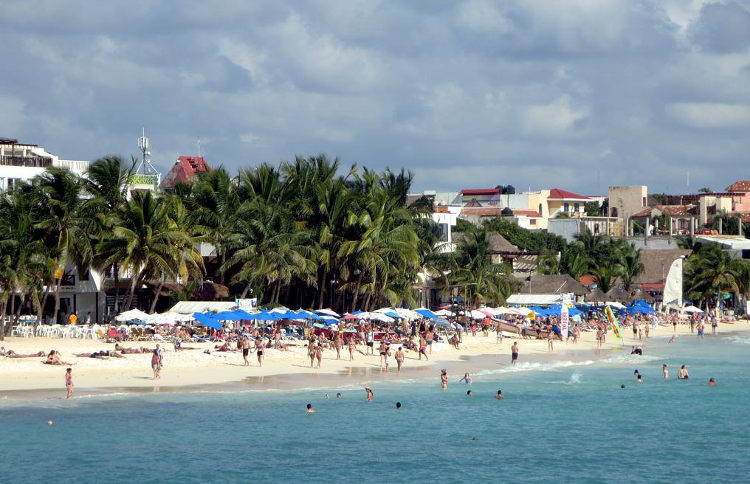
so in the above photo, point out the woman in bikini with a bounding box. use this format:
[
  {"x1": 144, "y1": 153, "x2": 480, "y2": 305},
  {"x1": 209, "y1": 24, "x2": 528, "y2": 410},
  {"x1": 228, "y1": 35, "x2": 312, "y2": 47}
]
[
  {"x1": 440, "y1": 369, "x2": 448, "y2": 390},
  {"x1": 308, "y1": 340, "x2": 317, "y2": 368},
  {"x1": 256, "y1": 338, "x2": 264, "y2": 367},
  {"x1": 419, "y1": 334, "x2": 428, "y2": 360},
  {"x1": 348, "y1": 336, "x2": 356, "y2": 361},
  {"x1": 315, "y1": 343, "x2": 323, "y2": 369}
]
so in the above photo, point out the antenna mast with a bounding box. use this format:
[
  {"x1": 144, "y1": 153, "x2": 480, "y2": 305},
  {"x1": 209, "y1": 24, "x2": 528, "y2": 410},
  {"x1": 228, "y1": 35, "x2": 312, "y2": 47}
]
[{"x1": 136, "y1": 128, "x2": 157, "y2": 175}]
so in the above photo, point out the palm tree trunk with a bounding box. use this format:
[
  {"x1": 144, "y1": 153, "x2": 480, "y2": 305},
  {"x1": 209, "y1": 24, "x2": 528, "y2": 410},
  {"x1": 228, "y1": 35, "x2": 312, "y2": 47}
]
[
  {"x1": 10, "y1": 292, "x2": 16, "y2": 327},
  {"x1": 124, "y1": 275, "x2": 139, "y2": 310},
  {"x1": 0, "y1": 297, "x2": 7, "y2": 340},
  {"x1": 240, "y1": 281, "x2": 253, "y2": 299},
  {"x1": 149, "y1": 279, "x2": 165, "y2": 314},
  {"x1": 317, "y1": 270, "x2": 327, "y2": 309},
  {"x1": 52, "y1": 277, "x2": 62, "y2": 324},
  {"x1": 113, "y1": 264, "x2": 121, "y2": 314},
  {"x1": 351, "y1": 272, "x2": 363, "y2": 312},
  {"x1": 363, "y1": 291, "x2": 372, "y2": 312}
]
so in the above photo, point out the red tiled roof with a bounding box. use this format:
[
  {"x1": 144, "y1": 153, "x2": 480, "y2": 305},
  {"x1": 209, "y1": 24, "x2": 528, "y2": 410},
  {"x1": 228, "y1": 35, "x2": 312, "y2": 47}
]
[
  {"x1": 460, "y1": 207, "x2": 504, "y2": 217},
  {"x1": 161, "y1": 156, "x2": 210, "y2": 189},
  {"x1": 725, "y1": 180, "x2": 750, "y2": 192},
  {"x1": 511, "y1": 209, "x2": 543, "y2": 218},
  {"x1": 730, "y1": 212, "x2": 750, "y2": 222},
  {"x1": 579, "y1": 275, "x2": 596, "y2": 286},
  {"x1": 640, "y1": 283, "x2": 665, "y2": 290},
  {"x1": 461, "y1": 188, "x2": 501, "y2": 196},
  {"x1": 632, "y1": 205, "x2": 697, "y2": 217},
  {"x1": 548, "y1": 188, "x2": 591, "y2": 200}
]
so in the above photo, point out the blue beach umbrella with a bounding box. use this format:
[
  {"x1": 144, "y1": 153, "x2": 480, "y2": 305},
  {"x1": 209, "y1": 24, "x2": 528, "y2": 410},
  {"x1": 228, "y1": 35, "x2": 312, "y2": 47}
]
[
  {"x1": 192, "y1": 312, "x2": 223, "y2": 330},
  {"x1": 415, "y1": 308, "x2": 438, "y2": 319}
]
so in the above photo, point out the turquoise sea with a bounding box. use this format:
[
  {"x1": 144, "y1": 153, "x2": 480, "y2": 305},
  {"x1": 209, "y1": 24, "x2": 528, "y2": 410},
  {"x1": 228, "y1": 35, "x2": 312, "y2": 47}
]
[{"x1": 2, "y1": 331, "x2": 749, "y2": 483}]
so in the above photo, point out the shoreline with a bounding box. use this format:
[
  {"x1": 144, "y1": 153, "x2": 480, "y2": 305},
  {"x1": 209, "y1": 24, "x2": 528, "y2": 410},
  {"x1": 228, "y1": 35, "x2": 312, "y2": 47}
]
[{"x1": 2, "y1": 320, "x2": 749, "y2": 401}]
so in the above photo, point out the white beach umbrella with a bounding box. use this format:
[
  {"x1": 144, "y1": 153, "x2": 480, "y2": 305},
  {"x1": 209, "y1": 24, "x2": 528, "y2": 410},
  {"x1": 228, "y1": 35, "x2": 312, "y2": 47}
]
[
  {"x1": 434, "y1": 309, "x2": 454, "y2": 317},
  {"x1": 115, "y1": 309, "x2": 150, "y2": 322},
  {"x1": 315, "y1": 308, "x2": 341, "y2": 318},
  {"x1": 358, "y1": 312, "x2": 395, "y2": 323},
  {"x1": 468, "y1": 309, "x2": 486, "y2": 319},
  {"x1": 683, "y1": 305, "x2": 704, "y2": 313},
  {"x1": 392, "y1": 308, "x2": 421, "y2": 320}
]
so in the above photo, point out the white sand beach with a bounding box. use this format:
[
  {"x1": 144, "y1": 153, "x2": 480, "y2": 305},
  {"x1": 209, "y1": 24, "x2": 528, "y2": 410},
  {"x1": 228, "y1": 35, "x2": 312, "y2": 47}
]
[{"x1": 2, "y1": 320, "x2": 748, "y2": 394}]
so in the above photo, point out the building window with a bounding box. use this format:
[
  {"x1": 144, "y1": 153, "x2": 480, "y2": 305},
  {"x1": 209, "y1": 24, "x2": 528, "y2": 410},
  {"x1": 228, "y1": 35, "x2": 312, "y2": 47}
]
[
  {"x1": 529, "y1": 219, "x2": 536, "y2": 225},
  {"x1": 538, "y1": 203, "x2": 543, "y2": 215},
  {"x1": 564, "y1": 202, "x2": 570, "y2": 212},
  {"x1": 574, "y1": 203, "x2": 580, "y2": 212},
  {"x1": 642, "y1": 197, "x2": 647, "y2": 207}
]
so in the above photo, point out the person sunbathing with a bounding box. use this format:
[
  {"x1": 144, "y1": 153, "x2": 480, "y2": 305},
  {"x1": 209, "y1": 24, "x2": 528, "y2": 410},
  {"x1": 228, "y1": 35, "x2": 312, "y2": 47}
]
[
  {"x1": 114, "y1": 344, "x2": 151, "y2": 354},
  {"x1": 75, "y1": 350, "x2": 125, "y2": 359},
  {"x1": 214, "y1": 342, "x2": 233, "y2": 352},
  {"x1": 43, "y1": 350, "x2": 71, "y2": 365},
  {"x1": 3, "y1": 349, "x2": 46, "y2": 358}
]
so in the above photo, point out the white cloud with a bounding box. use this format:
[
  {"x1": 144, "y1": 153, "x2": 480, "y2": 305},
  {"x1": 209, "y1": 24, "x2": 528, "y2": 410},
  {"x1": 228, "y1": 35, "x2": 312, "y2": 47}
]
[
  {"x1": 667, "y1": 102, "x2": 750, "y2": 128},
  {"x1": 522, "y1": 96, "x2": 589, "y2": 136},
  {"x1": 456, "y1": 0, "x2": 512, "y2": 33}
]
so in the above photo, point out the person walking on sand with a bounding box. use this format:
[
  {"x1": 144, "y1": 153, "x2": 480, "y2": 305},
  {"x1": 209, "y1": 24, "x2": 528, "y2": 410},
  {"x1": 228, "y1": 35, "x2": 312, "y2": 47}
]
[
  {"x1": 663, "y1": 364, "x2": 669, "y2": 380},
  {"x1": 308, "y1": 341, "x2": 317, "y2": 368},
  {"x1": 241, "y1": 336, "x2": 250, "y2": 366},
  {"x1": 379, "y1": 340, "x2": 388, "y2": 369},
  {"x1": 419, "y1": 334, "x2": 429, "y2": 360},
  {"x1": 348, "y1": 337, "x2": 356, "y2": 361},
  {"x1": 256, "y1": 337, "x2": 264, "y2": 367},
  {"x1": 315, "y1": 343, "x2": 323, "y2": 369},
  {"x1": 395, "y1": 347, "x2": 404, "y2": 373},
  {"x1": 511, "y1": 341, "x2": 519, "y2": 364},
  {"x1": 65, "y1": 368, "x2": 74, "y2": 399},
  {"x1": 426, "y1": 328, "x2": 434, "y2": 354},
  {"x1": 151, "y1": 349, "x2": 161, "y2": 380},
  {"x1": 440, "y1": 369, "x2": 448, "y2": 390},
  {"x1": 547, "y1": 331, "x2": 554, "y2": 352},
  {"x1": 334, "y1": 332, "x2": 342, "y2": 360}
]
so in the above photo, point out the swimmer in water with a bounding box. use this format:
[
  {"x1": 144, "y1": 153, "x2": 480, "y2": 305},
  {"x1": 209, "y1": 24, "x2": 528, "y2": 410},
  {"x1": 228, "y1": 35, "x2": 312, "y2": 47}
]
[
  {"x1": 677, "y1": 365, "x2": 689, "y2": 379},
  {"x1": 663, "y1": 364, "x2": 669, "y2": 379},
  {"x1": 306, "y1": 403, "x2": 315, "y2": 413},
  {"x1": 458, "y1": 372, "x2": 472, "y2": 385},
  {"x1": 466, "y1": 390, "x2": 473, "y2": 396},
  {"x1": 707, "y1": 378, "x2": 717, "y2": 386},
  {"x1": 496, "y1": 390, "x2": 503, "y2": 399},
  {"x1": 396, "y1": 402, "x2": 402, "y2": 409},
  {"x1": 336, "y1": 393, "x2": 342, "y2": 398},
  {"x1": 365, "y1": 387, "x2": 374, "y2": 402},
  {"x1": 440, "y1": 369, "x2": 448, "y2": 390}
]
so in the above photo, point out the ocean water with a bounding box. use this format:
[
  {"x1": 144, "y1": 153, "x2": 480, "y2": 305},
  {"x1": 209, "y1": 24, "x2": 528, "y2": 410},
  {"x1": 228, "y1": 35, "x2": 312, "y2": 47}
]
[{"x1": 2, "y1": 332, "x2": 749, "y2": 484}]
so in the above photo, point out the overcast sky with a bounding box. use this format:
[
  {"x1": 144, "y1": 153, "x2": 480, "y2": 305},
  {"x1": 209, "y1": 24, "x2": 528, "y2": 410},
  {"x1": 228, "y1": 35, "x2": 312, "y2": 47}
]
[{"x1": 1, "y1": 0, "x2": 749, "y2": 195}]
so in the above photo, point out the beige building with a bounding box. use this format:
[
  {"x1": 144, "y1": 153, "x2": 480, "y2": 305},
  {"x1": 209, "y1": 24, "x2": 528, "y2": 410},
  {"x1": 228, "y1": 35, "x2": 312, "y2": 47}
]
[{"x1": 608, "y1": 186, "x2": 647, "y2": 235}]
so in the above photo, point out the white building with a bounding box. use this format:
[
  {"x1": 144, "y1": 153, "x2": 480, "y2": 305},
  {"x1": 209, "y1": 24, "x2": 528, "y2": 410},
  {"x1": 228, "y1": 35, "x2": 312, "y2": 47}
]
[{"x1": 0, "y1": 137, "x2": 88, "y2": 191}]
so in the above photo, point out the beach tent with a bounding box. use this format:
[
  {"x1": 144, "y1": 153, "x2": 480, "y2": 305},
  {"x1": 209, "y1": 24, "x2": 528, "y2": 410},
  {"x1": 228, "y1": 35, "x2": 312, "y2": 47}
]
[
  {"x1": 315, "y1": 308, "x2": 341, "y2": 318},
  {"x1": 115, "y1": 309, "x2": 150, "y2": 322},
  {"x1": 415, "y1": 308, "x2": 438, "y2": 319},
  {"x1": 192, "y1": 312, "x2": 222, "y2": 330},
  {"x1": 170, "y1": 301, "x2": 235, "y2": 314},
  {"x1": 214, "y1": 309, "x2": 256, "y2": 321},
  {"x1": 247, "y1": 311, "x2": 282, "y2": 321},
  {"x1": 683, "y1": 305, "x2": 704, "y2": 313},
  {"x1": 144, "y1": 311, "x2": 194, "y2": 325}
]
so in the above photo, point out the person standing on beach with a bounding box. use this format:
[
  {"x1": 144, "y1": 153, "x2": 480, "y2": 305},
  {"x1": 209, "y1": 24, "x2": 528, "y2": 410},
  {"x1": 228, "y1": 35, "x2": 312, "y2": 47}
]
[
  {"x1": 365, "y1": 328, "x2": 374, "y2": 355},
  {"x1": 395, "y1": 347, "x2": 404, "y2": 372},
  {"x1": 348, "y1": 337, "x2": 356, "y2": 361},
  {"x1": 511, "y1": 341, "x2": 519, "y2": 364},
  {"x1": 418, "y1": 334, "x2": 428, "y2": 360},
  {"x1": 151, "y1": 349, "x2": 161, "y2": 380},
  {"x1": 256, "y1": 337, "x2": 264, "y2": 367},
  {"x1": 547, "y1": 331, "x2": 554, "y2": 352},
  {"x1": 240, "y1": 336, "x2": 250, "y2": 366},
  {"x1": 379, "y1": 340, "x2": 389, "y2": 369},
  {"x1": 334, "y1": 332, "x2": 342, "y2": 360},
  {"x1": 496, "y1": 325, "x2": 503, "y2": 344},
  {"x1": 711, "y1": 313, "x2": 718, "y2": 335},
  {"x1": 440, "y1": 369, "x2": 448, "y2": 390},
  {"x1": 425, "y1": 328, "x2": 434, "y2": 354},
  {"x1": 315, "y1": 343, "x2": 323, "y2": 369},
  {"x1": 308, "y1": 341, "x2": 317, "y2": 368},
  {"x1": 65, "y1": 368, "x2": 74, "y2": 398},
  {"x1": 697, "y1": 321, "x2": 704, "y2": 339}
]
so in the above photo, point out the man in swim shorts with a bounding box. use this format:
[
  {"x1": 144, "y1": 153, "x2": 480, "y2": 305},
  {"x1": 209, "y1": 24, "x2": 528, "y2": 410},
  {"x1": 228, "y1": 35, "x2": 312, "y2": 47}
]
[{"x1": 511, "y1": 342, "x2": 519, "y2": 364}]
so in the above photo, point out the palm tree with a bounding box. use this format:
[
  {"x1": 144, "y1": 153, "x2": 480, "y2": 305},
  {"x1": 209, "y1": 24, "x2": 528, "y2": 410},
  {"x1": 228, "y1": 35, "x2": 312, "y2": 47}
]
[
  {"x1": 591, "y1": 265, "x2": 619, "y2": 293},
  {"x1": 108, "y1": 191, "x2": 192, "y2": 310},
  {"x1": 685, "y1": 243, "x2": 750, "y2": 309},
  {"x1": 33, "y1": 168, "x2": 92, "y2": 323},
  {"x1": 620, "y1": 245, "x2": 645, "y2": 290}
]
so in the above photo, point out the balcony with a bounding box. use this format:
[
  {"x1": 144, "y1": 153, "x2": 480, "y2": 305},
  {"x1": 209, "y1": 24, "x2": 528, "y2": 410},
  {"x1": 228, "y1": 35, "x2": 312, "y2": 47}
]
[{"x1": 0, "y1": 155, "x2": 53, "y2": 168}]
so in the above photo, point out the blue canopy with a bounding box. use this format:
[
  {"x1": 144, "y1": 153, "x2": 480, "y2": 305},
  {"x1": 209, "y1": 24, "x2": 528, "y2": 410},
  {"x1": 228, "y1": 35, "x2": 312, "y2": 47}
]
[
  {"x1": 213, "y1": 309, "x2": 256, "y2": 321},
  {"x1": 415, "y1": 308, "x2": 438, "y2": 319},
  {"x1": 383, "y1": 311, "x2": 402, "y2": 319},
  {"x1": 319, "y1": 316, "x2": 340, "y2": 325},
  {"x1": 433, "y1": 318, "x2": 452, "y2": 327},
  {"x1": 192, "y1": 312, "x2": 223, "y2": 330},
  {"x1": 248, "y1": 311, "x2": 282, "y2": 321},
  {"x1": 351, "y1": 310, "x2": 363, "y2": 315},
  {"x1": 547, "y1": 304, "x2": 583, "y2": 317}
]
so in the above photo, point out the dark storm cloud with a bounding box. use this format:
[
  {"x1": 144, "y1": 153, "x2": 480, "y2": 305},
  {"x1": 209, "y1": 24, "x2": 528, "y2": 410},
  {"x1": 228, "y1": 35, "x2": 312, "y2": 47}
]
[{"x1": 0, "y1": 0, "x2": 748, "y2": 194}]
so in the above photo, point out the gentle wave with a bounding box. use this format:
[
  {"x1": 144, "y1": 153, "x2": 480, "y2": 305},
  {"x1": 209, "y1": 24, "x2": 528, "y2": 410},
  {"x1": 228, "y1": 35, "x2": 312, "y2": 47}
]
[{"x1": 726, "y1": 335, "x2": 750, "y2": 345}]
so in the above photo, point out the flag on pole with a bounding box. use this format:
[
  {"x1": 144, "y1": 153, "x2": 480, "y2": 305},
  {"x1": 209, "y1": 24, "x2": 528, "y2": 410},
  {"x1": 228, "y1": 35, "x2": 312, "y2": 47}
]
[
  {"x1": 604, "y1": 305, "x2": 622, "y2": 339},
  {"x1": 560, "y1": 293, "x2": 570, "y2": 338}
]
